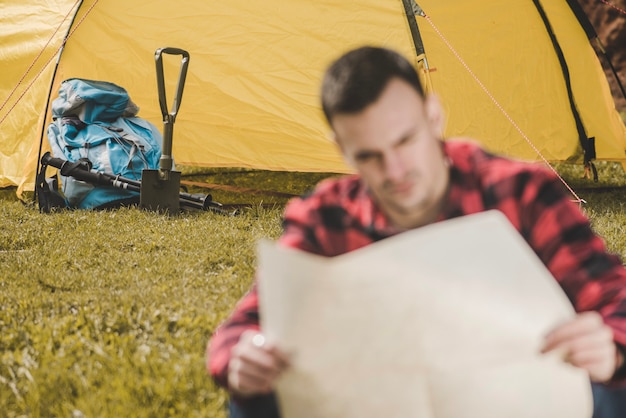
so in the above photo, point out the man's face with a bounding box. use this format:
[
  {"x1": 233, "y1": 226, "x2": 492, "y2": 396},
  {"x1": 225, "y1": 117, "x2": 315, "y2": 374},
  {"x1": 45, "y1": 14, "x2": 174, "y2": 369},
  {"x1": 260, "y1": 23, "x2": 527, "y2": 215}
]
[{"x1": 331, "y1": 78, "x2": 450, "y2": 229}]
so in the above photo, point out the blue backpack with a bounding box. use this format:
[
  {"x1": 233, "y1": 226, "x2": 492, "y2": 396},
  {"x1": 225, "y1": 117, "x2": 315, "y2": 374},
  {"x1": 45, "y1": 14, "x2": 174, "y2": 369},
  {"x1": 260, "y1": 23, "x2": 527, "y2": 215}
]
[{"x1": 46, "y1": 78, "x2": 162, "y2": 209}]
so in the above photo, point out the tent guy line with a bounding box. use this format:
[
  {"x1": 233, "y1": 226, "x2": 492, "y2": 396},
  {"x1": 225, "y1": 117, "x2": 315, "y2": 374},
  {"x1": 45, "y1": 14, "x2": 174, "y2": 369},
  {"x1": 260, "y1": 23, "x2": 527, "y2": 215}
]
[
  {"x1": 600, "y1": 0, "x2": 626, "y2": 15},
  {"x1": 0, "y1": 0, "x2": 93, "y2": 128},
  {"x1": 419, "y1": 10, "x2": 585, "y2": 204},
  {"x1": 0, "y1": 0, "x2": 78, "y2": 116}
]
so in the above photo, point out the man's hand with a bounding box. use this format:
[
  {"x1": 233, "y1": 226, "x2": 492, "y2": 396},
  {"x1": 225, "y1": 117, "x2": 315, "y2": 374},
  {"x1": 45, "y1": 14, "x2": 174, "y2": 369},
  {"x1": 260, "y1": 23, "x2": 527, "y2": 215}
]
[
  {"x1": 541, "y1": 311, "x2": 622, "y2": 382},
  {"x1": 227, "y1": 330, "x2": 290, "y2": 397}
]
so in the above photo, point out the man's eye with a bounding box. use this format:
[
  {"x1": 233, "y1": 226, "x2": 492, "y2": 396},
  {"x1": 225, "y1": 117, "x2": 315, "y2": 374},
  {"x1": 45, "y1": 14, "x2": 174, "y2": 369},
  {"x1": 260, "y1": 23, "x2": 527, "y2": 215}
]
[
  {"x1": 398, "y1": 134, "x2": 418, "y2": 148},
  {"x1": 355, "y1": 153, "x2": 378, "y2": 164}
]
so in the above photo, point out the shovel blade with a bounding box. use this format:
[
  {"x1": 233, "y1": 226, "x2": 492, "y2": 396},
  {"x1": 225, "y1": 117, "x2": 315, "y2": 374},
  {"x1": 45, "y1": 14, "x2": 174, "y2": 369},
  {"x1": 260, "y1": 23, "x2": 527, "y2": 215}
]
[{"x1": 140, "y1": 169, "x2": 181, "y2": 213}]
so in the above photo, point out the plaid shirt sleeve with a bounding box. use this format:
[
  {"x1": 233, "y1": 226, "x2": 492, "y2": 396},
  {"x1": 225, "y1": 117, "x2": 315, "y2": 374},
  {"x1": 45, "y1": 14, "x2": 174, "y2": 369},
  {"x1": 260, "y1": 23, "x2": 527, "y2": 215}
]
[
  {"x1": 206, "y1": 283, "x2": 261, "y2": 388},
  {"x1": 206, "y1": 179, "x2": 368, "y2": 388},
  {"x1": 447, "y1": 141, "x2": 626, "y2": 382},
  {"x1": 520, "y1": 171, "x2": 626, "y2": 382}
]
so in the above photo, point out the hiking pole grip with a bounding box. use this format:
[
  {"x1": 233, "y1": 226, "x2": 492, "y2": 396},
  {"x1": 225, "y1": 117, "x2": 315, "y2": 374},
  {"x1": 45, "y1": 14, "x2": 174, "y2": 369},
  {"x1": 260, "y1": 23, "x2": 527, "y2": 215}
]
[
  {"x1": 40, "y1": 152, "x2": 67, "y2": 170},
  {"x1": 155, "y1": 47, "x2": 190, "y2": 177}
]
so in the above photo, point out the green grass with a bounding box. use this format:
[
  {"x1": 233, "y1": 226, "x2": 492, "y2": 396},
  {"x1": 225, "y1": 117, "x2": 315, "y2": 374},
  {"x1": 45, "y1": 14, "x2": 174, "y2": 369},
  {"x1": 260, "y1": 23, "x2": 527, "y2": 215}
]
[
  {"x1": 1, "y1": 162, "x2": 626, "y2": 417},
  {"x1": 553, "y1": 161, "x2": 626, "y2": 260},
  {"x1": 0, "y1": 201, "x2": 288, "y2": 417}
]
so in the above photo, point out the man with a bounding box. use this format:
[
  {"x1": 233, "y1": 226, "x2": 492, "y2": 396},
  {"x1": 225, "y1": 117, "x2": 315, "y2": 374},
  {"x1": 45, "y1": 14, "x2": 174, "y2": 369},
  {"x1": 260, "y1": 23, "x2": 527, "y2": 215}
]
[{"x1": 208, "y1": 46, "x2": 626, "y2": 417}]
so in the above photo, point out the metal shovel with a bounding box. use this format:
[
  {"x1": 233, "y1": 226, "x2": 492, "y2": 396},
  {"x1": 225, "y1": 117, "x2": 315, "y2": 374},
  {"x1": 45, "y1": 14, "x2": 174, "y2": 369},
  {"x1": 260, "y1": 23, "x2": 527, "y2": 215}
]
[{"x1": 140, "y1": 47, "x2": 190, "y2": 213}]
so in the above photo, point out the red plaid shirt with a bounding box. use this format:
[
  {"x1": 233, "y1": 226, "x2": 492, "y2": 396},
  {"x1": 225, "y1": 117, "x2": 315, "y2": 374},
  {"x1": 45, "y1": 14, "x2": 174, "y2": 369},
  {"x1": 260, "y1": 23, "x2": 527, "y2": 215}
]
[{"x1": 207, "y1": 140, "x2": 626, "y2": 387}]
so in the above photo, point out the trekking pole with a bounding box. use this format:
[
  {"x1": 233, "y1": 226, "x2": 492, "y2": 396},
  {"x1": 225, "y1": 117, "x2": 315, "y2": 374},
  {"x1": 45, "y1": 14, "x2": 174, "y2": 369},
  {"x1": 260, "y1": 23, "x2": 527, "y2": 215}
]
[{"x1": 40, "y1": 152, "x2": 233, "y2": 213}]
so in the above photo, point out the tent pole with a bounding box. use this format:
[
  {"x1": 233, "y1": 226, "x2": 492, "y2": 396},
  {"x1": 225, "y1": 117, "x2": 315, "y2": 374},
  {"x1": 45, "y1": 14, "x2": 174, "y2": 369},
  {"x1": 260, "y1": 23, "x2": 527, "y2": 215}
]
[
  {"x1": 531, "y1": 0, "x2": 593, "y2": 167},
  {"x1": 401, "y1": 0, "x2": 434, "y2": 93},
  {"x1": 400, "y1": 0, "x2": 425, "y2": 56},
  {"x1": 34, "y1": 0, "x2": 85, "y2": 204}
]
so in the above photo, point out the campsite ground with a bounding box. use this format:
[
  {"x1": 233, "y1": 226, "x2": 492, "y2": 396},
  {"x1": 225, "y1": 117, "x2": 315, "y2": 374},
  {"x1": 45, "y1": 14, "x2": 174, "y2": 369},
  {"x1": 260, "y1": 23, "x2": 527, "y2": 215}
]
[{"x1": 1, "y1": 164, "x2": 626, "y2": 416}]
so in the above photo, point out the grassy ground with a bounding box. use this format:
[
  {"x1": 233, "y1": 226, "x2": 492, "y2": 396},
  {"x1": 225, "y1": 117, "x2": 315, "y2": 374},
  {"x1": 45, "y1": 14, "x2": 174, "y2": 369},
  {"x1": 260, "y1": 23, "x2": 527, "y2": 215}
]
[
  {"x1": 553, "y1": 161, "x2": 626, "y2": 260},
  {"x1": 0, "y1": 201, "x2": 284, "y2": 417},
  {"x1": 1, "y1": 162, "x2": 626, "y2": 417},
  {"x1": 0, "y1": 169, "x2": 326, "y2": 418}
]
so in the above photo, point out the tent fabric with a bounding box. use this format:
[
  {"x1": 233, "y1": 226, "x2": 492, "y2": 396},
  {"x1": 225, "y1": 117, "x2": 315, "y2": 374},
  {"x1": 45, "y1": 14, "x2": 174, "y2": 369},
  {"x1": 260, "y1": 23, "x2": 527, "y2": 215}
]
[
  {"x1": 1, "y1": 0, "x2": 626, "y2": 198},
  {"x1": 0, "y1": 1, "x2": 76, "y2": 190}
]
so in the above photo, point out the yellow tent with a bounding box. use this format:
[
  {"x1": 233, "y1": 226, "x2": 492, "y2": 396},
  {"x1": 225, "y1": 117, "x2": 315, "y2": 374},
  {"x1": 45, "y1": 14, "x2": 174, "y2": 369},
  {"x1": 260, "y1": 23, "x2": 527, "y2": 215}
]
[{"x1": 2, "y1": 0, "x2": 625, "y2": 198}]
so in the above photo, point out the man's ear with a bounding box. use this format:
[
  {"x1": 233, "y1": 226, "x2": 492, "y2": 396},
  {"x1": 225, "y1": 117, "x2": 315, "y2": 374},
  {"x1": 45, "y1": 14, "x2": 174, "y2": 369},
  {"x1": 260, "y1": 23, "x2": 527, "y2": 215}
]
[{"x1": 425, "y1": 94, "x2": 444, "y2": 137}]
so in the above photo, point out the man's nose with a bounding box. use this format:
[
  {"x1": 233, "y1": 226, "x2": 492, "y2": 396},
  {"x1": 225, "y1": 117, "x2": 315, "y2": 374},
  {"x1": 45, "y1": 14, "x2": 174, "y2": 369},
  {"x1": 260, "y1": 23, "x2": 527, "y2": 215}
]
[{"x1": 382, "y1": 151, "x2": 406, "y2": 181}]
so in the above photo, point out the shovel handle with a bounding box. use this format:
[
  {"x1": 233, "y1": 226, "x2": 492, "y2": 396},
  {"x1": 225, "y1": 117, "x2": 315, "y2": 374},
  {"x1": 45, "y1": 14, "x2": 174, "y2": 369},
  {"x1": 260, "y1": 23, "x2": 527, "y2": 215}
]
[
  {"x1": 155, "y1": 47, "x2": 189, "y2": 176},
  {"x1": 155, "y1": 47, "x2": 190, "y2": 121}
]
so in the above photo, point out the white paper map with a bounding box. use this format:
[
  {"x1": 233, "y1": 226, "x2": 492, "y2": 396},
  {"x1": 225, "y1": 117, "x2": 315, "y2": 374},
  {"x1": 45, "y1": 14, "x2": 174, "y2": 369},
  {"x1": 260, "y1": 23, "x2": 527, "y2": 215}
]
[{"x1": 257, "y1": 210, "x2": 593, "y2": 418}]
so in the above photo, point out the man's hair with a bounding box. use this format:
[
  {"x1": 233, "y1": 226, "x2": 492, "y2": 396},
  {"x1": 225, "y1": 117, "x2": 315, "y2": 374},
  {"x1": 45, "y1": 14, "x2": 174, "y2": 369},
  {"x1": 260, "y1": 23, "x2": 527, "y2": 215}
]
[{"x1": 320, "y1": 46, "x2": 424, "y2": 125}]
